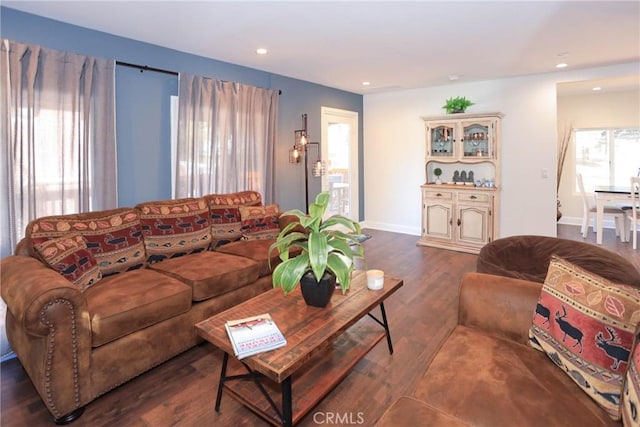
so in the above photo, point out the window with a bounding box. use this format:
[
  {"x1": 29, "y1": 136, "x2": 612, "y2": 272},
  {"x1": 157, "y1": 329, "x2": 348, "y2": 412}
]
[
  {"x1": 2, "y1": 40, "x2": 116, "y2": 256},
  {"x1": 24, "y1": 106, "x2": 88, "y2": 216},
  {"x1": 575, "y1": 128, "x2": 640, "y2": 192}
]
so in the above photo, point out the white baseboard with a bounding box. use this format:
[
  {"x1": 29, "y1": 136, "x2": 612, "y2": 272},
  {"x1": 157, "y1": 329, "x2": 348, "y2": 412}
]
[
  {"x1": 361, "y1": 216, "x2": 624, "y2": 237},
  {"x1": 360, "y1": 220, "x2": 420, "y2": 236},
  {"x1": 558, "y1": 215, "x2": 621, "y2": 229}
]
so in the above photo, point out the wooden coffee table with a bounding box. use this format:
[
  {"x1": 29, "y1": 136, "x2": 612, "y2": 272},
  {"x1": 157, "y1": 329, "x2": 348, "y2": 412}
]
[{"x1": 195, "y1": 270, "x2": 403, "y2": 426}]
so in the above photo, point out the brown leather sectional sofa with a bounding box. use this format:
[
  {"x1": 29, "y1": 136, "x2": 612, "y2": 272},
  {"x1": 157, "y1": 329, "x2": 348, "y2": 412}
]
[
  {"x1": 377, "y1": 236, "x2": 640, "y2": 426},
  {"x1": 0, "y1": 191, "x2": 284, "y2": 424}
]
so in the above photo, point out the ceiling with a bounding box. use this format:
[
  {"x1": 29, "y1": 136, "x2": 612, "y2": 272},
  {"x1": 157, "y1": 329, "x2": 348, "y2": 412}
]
[{"x1": 4, "y1": 1, "x2": 640, "y2": 95}]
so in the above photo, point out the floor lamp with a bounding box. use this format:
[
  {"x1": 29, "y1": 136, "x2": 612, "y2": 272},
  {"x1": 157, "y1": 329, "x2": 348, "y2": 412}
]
[{"x1": 289, "y1": 114, "x2": 326, "y2": 213}]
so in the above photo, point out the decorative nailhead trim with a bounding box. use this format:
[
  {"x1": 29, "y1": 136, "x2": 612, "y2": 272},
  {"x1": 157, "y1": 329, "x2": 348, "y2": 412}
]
[
  {"x1": 91, "y1": 345, "x2": 194, "y2": 400},
  {"x1": 39, "y1": 299, "x2": 80, "y2": 418}
]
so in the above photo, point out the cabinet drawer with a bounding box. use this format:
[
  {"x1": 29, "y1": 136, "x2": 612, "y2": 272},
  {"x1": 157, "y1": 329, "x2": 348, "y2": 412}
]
[
  {"x1": 458, "y1": 192, "x2": 490, "y2": 203},
  {"x1": 424, "y1": 190, "x2": 453, "y2": 200}
]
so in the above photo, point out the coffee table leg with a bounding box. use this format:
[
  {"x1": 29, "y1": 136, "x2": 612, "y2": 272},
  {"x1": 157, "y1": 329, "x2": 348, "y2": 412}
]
[
  {"x1": 282, "y1": 376, "x2": 292, "y2": 426},
  {"x1": 215, "y1": 352, "x2": 229, "y2": 411},
  {"x1": 380, "y1": 302, "x2": 394, "y2": 354}
]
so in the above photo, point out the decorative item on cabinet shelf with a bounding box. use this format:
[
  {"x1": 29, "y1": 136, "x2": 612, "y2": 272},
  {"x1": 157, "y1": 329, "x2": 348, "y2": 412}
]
[
  {"x1": 466, "y1": 171, "x2": 475, "y2": 186},
  {"x1": 442, "y1": 96, "x2": 474, "y2": 114},
  {"x1": 433, "y1": 167, "x2": 443, "y2": 185},
  {"x1": 452, "y1": 170, "x2": 477, "y2": 185}
]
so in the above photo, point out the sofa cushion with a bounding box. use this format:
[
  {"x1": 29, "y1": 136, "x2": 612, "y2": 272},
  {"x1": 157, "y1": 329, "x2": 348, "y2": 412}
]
[
  {"x1": 84, "y1": 269, "x2": 192, "y2": 347},
  {"x1": 27, "y1": 208, "x2": 146, "y2": 276},
  {"x1": 136, "y1": 197, "x2": 211, "y2": 264},
  {"x1": 529, "y1": 255, "x2": 640, "y2": 420},
  {"x1": 239, "y1": 204, "x2": 280, "y2": 241},
  {"x1": 34, "y1": 234, "x2": 102, "y2": 291},
  {"x1": 623, "y1": 341, "x2": 640, "y2": 426},
  {"x1": 149, "y1": 251, "x2": 260, "y2": 301},
  {"x1": 215, "y1": 238, "x2": 279, "y2": 278},
  {"x1": 413, "y1": 325, "x2": 619, "y2": 426},
  {"x1": 205, "y1": 191, "x2": 262, "y2": 248}
]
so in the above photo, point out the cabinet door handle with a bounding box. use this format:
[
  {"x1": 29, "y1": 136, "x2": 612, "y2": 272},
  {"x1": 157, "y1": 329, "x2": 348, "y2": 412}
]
[
  {"x1": 470, "y1": 195, "x2": 477, "y2": 199},
  {"x1": 449, "y1": 219, "x2": 453, "y2": 225},
  {"x1": 457, "y1": 219, "x2": 461, "y2": 226},
  {"x1": 436, "y1": 193, "x2": 442, "y2": 197}
]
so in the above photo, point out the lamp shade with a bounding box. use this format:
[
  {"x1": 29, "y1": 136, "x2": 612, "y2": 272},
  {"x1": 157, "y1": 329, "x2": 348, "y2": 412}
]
[
  {"x1": 312, "y1": 160, "x2": 326, "y2": 177},
  {"x1": 289, "y1": 145, "x2": 301, "y2": 163}
]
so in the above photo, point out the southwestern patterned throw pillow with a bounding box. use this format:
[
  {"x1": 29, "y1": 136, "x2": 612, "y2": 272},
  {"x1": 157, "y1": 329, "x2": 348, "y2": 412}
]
[
  {"x1": 623, "y1": 340, "x2": 640, "y2": 427},
  {"x1": 205, "y1": 191, "x2": 263, "y2": 248},
  {"x1": 239, "y1": 204, "x2": 280, "y2": 241},
  {"x1": 28, "y1": 208, "x2": 146, "y2": 276},
  {"x1": 529, "y1": 255, "x2": 640, "y2": 420},
  {"x1": 136, "y1": 197, "x2": 211, "y2": 264},
  {"x1": 34, "y1": 233, "x2": 102, "y2": 291}
]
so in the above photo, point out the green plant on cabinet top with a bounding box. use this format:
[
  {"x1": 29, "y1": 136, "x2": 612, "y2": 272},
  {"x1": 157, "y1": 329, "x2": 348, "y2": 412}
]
[{"x1": 442, "y1": 96, "x2": 475, "y2": 114}]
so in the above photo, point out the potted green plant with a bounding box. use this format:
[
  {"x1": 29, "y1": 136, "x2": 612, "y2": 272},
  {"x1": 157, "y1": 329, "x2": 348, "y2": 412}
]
[
  {"x1": 442, "y1": 96, "x2": 474, "y2": 114},
  {"x1": 433, "y1": 167, "x2": 443, "y2": 184},
  {"x1": 269, "y1": 192, "x2": 364, "y2": 307}
]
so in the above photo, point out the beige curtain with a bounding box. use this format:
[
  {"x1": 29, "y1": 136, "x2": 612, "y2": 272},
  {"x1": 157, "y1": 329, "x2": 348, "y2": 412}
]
[
  {"x1": 176, "y1": 73, "x2": 278, "y2": 202},
  {"x1": 1, "y1": 39, "x2": 117, "y2": 258},
  {"x1": 1, "y1": 39, "x2": 116, "y2": 360}
]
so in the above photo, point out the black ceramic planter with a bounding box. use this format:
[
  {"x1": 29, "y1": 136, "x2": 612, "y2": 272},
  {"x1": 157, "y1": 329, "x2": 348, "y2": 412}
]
[{"x1": 300, "y1": 271, "x2": 336, "y2": 308}]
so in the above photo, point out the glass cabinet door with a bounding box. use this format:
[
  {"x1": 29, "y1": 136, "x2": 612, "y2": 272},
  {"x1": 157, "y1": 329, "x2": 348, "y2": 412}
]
[
  {"x1": 427, "y1": 123, "x2": 456, "y2": 158},
  {"x1": 461, "y1": 120, "x2": 494, "y2": 158}
]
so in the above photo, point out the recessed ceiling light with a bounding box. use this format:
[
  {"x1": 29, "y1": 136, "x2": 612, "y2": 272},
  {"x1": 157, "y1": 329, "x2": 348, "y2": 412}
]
[
  {"x1": 556, "y1": 63, "x2": 568, "y2": 69},
  {"x1": 362, "y1": 81, "x2": 370, "y2": 86},
  {"x1": 592, "y1": 87, "x2": 602, "y2": 91},
  {"x1": 256, "y1": 48, "x2": 268, "y2": 55}
]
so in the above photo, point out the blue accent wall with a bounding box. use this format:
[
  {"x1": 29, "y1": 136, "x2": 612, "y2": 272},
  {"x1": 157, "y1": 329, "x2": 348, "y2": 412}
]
[
  {"x1": 1, "y1": 7, "x2": 363, "y2": 215},
  {"x1": 114, "y1": 67, "x2": 178, "y2": 206}
]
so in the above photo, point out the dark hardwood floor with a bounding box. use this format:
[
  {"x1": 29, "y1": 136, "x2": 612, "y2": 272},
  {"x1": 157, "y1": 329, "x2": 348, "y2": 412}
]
[{"x1": 1, "y1": 225, "x2": 638, "y2": 427}]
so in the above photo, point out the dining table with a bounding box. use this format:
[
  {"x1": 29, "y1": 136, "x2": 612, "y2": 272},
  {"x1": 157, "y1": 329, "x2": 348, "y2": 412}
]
[{"x1": 593, "y1": 185, "x2": 634, "y2": 245}]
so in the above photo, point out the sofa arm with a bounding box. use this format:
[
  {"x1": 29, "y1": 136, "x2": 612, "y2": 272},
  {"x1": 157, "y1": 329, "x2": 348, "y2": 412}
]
[
  {"x1": 1, "y1": 255, "x2": 92, "y2": 419},
  {"x1": 458, "y1": 272, "x2": 543, "y2": 345}
]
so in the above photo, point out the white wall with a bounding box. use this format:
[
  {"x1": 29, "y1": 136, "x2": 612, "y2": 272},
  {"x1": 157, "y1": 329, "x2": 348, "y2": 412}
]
[
  {"x1": 557, "y1": 89, "x2": 640, "y2": 225},
  {"x1": 362, "y1": 62, "x2": 640, "y2": 238}
]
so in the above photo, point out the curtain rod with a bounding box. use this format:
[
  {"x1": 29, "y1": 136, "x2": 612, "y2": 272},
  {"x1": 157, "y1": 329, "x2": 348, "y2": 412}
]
[
  {"x1": 115, "y1": 61, "x2": 282, "y2": 95},
  {"x1": 116, "y1": 60, "x2": 178, "y2": 76}
]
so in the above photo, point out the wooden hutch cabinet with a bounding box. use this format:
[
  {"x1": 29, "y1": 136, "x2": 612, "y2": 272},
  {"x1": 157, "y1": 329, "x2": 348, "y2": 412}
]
[{"x1": 418, "y1": 112, "x2": 503, "y2": 254}]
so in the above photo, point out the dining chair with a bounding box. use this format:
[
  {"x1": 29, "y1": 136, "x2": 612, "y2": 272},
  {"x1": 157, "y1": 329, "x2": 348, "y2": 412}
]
[
  {"x1": 576, "y1": 173, "x2": 625, "y2": 239},
  {"x1": 626, "y1": 176, "x2": 640, "y2": 249}
]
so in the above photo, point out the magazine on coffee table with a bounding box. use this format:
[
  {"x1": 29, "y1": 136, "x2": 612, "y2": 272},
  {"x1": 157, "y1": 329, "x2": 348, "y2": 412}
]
[{"x1": 224, "y1": 313, "x2": 287, "y2": 359}]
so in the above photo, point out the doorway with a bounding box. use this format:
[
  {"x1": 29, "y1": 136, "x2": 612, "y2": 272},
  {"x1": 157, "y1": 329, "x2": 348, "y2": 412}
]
[{"x1": 321, "y1": 107, "x2": 359, "y2": 221}]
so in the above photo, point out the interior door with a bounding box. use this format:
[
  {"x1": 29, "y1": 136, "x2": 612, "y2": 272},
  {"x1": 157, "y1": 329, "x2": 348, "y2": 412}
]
[{"x1": 321, "y1": 107, "x2": 359, "y2": 221}]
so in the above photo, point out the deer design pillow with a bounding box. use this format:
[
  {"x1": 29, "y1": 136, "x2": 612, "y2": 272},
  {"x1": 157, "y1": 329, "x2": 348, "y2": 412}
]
[
  {"x1": 623, "y1": 339, "x2": 640, "y2": 427},
  {"x1": 529, "y1": 255, "x2": 640, "y2": 420},
  {"x1": 34, "y1": 233, "x2": 102, "y2": 291},
  {"x1": 239, "y1": 204, "x2": 281, "y2": 241},
  {"x1": 136, "y1": 197, "x2": 211, "y2": 264}
]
